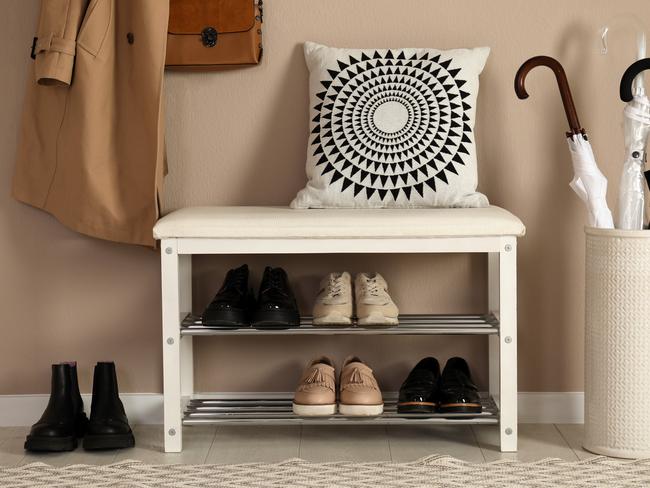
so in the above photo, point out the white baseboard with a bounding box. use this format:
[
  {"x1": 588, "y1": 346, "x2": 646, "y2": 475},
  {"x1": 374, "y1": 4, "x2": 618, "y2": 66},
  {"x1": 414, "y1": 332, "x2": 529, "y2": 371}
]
[
  {"x1": 0, "y1": 392, "x2": 584, "y2": 427},
  {"x1": 0, "y1": 394, "x2": 163, "y2": 427},
  {"x1": 517, "y1": 392, "x2": 584, "y2": 424}
]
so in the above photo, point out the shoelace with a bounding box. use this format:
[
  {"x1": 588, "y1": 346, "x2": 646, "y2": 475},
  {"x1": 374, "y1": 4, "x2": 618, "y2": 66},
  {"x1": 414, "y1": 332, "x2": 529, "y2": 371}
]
[
  {"x1": 261, "y1": 269, "x2": 287, "y2": 294},
  {"x1": 324, "y1": 274, "x2": 345, "y2": 299},
  {"x1": 224, "y1": 270, "x2": 247, "y2": 290},
  {"x1": 363, "y1": 277, "x2": 382, "y2": 297}
]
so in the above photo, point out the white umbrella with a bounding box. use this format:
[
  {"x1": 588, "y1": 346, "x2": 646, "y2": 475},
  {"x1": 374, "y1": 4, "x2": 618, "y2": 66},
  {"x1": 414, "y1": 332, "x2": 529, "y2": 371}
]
[
  {"x1": 515, "y1": 56, "x2": 614, "y2": 229},
  {"x1": 618, "y1": 56, "x2": 650, "y2": 230},
  {"x1": 568, "y1": 135, "x2": 615, "y2": 228}
]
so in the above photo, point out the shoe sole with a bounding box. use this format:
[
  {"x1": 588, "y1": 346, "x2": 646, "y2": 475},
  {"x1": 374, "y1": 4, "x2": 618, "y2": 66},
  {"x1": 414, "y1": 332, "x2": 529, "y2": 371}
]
[
  {"x1": 397, "y1": 402, "x2": 437, "y2": 414},
  {"x1": 357, "y1": 312, "x2": 398, "y2": 326},
  {"x1": 24, "y1": 435, "x2": 77, "y2": 452},
  {"x1": 292, "y1": 403, "x2": 337, "y2": 416},
  {"x1": 338, "y1": 403, "x2": 384, "y2": 416},
  {"x1": 83, "y1": 432, "x2": 135, "y2": 450},
  {"x1": 313, "y1": 311, "x2": 352, "y2": 326},
  {"x1": 203, "y1": 308, "x2": 248, "y2": 328},
  {"x1": 252, "y1": 310, "x2": 300, "y2": 329},
  {"x1": 438, "y1": 403, "x2": 482, "y2": 414}
]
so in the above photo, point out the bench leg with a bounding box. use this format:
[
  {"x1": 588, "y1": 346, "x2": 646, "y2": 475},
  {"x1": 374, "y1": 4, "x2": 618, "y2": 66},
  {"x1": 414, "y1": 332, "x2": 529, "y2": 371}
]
[
  {"x1": 489, "y1": 238, "x2": 518, "y2": 452},
  {"x1": 179, "y1": 252, "x2": 194, "y2": 398},
  {"x1": 161, "y1": 239, "x2": 192, "y2": 453}
]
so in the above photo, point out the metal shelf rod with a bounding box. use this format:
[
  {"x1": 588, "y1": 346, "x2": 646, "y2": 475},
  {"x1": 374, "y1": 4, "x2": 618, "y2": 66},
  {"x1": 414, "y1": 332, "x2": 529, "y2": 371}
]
[
  {"x1": 181, "y1": 395, "x2": 499, "y2": 426},
  {"x1": 180, "y1": 313, "x2": 499, "y2": 336},
  {"x1": 183, "y1": 417, "x2": 499, "y2": 425}
]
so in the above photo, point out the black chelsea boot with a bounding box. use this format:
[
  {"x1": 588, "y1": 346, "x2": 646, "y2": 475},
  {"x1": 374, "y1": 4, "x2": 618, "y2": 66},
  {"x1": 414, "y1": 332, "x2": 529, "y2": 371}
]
[
  {"x1": 83, "y1": 362, "x2": 135, "y2": 450},
  {"x1": 66, "y1": 362, "x2": 89, "y2": 436},
  {"x1": 24, "y1": 363, "x2": 88, "y2": 452}
]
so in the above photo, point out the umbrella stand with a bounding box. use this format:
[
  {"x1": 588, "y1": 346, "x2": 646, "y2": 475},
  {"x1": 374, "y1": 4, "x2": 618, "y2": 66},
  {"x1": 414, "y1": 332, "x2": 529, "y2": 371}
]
[{"x1": 514, "y1": 56, "x2": 614, "y2": 229}]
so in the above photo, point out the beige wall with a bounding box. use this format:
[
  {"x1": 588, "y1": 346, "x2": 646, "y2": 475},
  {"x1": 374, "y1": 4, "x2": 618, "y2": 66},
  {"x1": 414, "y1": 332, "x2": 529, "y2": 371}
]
[{"x1": 1, "y1": 0, "x2": 647, "y2": 395}]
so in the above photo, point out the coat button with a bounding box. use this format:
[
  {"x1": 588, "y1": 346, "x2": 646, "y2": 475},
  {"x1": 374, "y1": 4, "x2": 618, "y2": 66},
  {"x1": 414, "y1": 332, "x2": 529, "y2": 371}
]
[{"x1": 127, "y1": 32, "x2": 134, "y2": 44}]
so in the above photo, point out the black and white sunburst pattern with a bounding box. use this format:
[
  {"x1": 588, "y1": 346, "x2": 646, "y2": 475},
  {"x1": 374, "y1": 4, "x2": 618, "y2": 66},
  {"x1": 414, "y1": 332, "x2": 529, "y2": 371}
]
[{"x1": 310, "y1": 50, "x2": 474, "y2": 202}]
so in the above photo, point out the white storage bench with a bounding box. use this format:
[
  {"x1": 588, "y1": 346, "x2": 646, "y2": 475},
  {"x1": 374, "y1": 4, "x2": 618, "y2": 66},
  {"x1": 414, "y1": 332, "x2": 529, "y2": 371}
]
[{"x1": 153, "y1": 206, "x2": 526, "y2": 453}]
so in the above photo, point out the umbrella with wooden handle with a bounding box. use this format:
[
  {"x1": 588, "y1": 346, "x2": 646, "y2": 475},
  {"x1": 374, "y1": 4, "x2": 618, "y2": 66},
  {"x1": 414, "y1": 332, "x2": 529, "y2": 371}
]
[
  {"x1": 514, "y1": 56, "x2": 614, "y2": 229},
  {"x1": 515, "y1": 55, "x2": 585, "y2": 138}
]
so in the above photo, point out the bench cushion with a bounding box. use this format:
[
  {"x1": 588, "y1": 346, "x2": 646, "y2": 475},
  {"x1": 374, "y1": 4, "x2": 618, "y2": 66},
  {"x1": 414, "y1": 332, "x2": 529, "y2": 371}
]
[{"x1": 153, "y1": 206, "x2": 525, "y2": 239}]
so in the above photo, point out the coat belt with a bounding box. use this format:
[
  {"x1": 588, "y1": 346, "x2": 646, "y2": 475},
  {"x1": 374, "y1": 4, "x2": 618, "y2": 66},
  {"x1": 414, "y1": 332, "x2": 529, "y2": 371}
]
[{"x1": 35, "y1": 34, "x2": 76, "y2": 57}]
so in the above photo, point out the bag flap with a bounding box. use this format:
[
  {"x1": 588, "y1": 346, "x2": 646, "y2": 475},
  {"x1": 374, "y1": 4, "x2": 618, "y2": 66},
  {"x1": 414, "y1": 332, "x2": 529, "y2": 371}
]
[{"x1": 168, "y1": 0, "x2": 255, "y2": 35}]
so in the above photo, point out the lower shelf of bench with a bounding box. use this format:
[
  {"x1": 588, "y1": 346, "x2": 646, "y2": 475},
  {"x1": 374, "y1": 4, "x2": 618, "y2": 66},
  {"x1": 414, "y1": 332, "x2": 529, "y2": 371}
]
[{"x1": 182, "y1": 395, "x2": 498, "y2": 425}]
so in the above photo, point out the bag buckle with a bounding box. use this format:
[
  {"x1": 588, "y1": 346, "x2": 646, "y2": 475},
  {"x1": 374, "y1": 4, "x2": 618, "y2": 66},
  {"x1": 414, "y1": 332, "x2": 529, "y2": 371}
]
[{"x1": 201, "y1": 27, "x2": 218, "y2": 48}]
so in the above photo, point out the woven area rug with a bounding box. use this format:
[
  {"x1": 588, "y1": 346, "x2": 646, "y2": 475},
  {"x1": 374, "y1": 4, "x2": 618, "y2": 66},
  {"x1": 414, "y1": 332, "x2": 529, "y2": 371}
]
[{"x1": 2, "y1": 455, "x2": 650, "y2": 488}]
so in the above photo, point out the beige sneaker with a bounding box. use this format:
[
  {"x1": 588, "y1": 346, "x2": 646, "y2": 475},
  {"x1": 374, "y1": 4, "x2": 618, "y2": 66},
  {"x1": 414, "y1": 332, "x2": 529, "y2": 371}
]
[
  {"x1": 339, "y1": 356, "x2": 384, "y2": 416},
  {"x1": 292, "y1": 357, "x2": 337, "y2": 416},
  {"x1": 354, "y1": 272, "x2": 399, "y2": 325},
  {"x1": 313, "y1": 272, "x2": 353, "y2": 326}
]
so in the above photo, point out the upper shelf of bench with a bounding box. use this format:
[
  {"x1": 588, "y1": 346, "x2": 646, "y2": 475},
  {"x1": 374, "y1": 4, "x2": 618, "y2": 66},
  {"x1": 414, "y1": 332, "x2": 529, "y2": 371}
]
[{"x1": 153, "y1": 206, "x2": 525, "y2": 240}]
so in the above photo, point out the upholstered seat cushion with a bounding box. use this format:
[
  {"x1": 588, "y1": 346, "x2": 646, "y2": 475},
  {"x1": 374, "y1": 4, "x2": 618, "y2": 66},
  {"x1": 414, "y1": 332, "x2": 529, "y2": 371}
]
[{"x1": 153, "y1": 206, "x2": 525, "y2": 239}]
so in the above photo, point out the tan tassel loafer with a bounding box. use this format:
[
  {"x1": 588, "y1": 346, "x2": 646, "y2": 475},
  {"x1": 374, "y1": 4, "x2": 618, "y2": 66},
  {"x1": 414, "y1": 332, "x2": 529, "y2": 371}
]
[
  {"x1": 292, "y1": 357, "x2": 337, "y2": 416},
  {"x1": 338, "y1": 356, "x2": 384, "y2": 416}
]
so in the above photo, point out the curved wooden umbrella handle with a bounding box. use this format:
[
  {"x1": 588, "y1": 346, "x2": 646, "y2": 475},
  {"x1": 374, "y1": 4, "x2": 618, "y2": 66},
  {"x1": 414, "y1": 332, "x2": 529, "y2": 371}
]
[
  {"x1": 515, "y1": 55, "x2": 584, "y2": 137},
  {"x1": 620, "y1": 58, "x2": 650, "y2": 102}
]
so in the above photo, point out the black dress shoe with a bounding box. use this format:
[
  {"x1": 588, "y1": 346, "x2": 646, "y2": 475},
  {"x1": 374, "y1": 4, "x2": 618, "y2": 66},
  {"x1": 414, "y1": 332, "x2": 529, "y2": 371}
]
[
  {"x1": 203, "y1": 264, "x2": 254, "y2": 328},
  {"x1": 83, "y1": 362, "x2": 135, "y2": 450},
  {"x1": 252, "y1": 267, "x2": 300, "y2": 328},
  {"x1": 438, "y1": 357, "x2": 482, "y2": 414},
  {"x1": 397, "y1": 357, "x2": 440, "y2": 414},
  {"x1": 25, "y1": 363, "x2": 88, "y2": 452}
]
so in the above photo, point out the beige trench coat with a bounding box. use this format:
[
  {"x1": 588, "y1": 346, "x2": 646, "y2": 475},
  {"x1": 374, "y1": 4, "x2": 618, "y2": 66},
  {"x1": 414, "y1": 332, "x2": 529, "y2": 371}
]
[{"x1": 13, "y1": 0, "x2": 169, "y2": 246}]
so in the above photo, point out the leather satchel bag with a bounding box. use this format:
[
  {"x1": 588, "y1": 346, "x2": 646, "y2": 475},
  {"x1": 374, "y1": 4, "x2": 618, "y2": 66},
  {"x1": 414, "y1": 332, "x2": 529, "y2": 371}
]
[{"x1": 166, "y1": 0, "x2": 263, "y2": 70}]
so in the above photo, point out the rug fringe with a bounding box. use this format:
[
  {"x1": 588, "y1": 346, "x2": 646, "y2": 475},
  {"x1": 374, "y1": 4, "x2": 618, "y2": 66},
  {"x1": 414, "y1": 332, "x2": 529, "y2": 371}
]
[{"x1": 9, "y1": 455, "x2": 650, "y2": 470}]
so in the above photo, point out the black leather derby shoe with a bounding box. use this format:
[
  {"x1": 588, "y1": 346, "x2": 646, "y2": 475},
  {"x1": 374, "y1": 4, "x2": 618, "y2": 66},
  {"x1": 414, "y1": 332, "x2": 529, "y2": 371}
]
[
  {"x1": 397, "y1": 357, "x2": 440, "y2": 414},
  {"x1": 438, "y1": 357, "x2": 482, "y2": 414},
  {"x1": 252, "y1": 267, "x2": 300, "y2": 329},
  {"x1": 203, "y1": 264, "x2": 253, "y2": 328}
]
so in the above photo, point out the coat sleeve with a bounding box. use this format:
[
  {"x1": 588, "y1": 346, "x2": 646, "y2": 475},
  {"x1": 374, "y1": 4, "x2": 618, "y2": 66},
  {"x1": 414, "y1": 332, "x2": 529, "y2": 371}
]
[{"x1": 32, "y1": 0, "x2": 88, "y2": 86}]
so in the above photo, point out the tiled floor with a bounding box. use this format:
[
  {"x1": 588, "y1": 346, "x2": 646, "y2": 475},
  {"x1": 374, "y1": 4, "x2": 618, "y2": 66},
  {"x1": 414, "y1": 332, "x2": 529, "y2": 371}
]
[{"x1": 0, "y1": 424, "x2": 598, "y2": 466}]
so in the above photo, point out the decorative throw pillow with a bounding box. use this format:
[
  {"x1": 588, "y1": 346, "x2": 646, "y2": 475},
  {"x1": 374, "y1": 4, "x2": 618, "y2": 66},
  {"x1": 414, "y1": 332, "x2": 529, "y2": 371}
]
[{"x1": 291, "y1": 42, "x2": 490, "y2": 209}]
